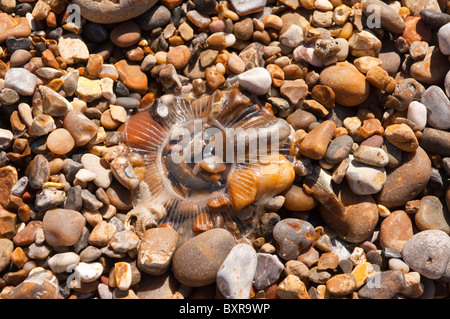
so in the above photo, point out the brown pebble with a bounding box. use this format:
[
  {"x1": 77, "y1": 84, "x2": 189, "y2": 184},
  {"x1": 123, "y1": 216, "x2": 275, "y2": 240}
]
[
  {"x1": 46, "y1": 128, "x2": 75, "y2": 155},
  {"x1": 298, "y1": 120, "x2": 336, "y2": 160},
  {"x1": 166, "y1": 45, "x2": 191, "y2": 69},
  {"x1": 110, "y1": 21, "x2": 142, "y2": 48},
  {"x1": 326, "y1": 273, "x2": 356, "y2": 296},
  {"x1": 379, "y1": 210, "x2": 414, "y2": 252}
]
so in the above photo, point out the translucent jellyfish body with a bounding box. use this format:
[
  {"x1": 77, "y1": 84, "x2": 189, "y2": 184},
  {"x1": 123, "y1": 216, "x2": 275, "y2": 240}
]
[{"x1": 119, "y1": 88, "x2": 295, "y2": 242}]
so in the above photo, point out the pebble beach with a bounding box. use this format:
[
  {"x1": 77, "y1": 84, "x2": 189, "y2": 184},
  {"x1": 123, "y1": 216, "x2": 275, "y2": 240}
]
[{"x1": 0, "y1": 0, "x2": 449, "y2": 301}]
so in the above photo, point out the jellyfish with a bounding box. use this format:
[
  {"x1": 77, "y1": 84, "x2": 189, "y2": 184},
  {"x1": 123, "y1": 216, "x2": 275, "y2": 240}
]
[{"x1": 118, "y1": 87, "x2": 297, "y2": 243}]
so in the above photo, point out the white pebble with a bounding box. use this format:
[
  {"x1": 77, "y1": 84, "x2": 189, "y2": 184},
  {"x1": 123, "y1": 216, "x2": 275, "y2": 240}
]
[
  {"x1": 279, "y1": 24, "x2": 304, "y2": 48},
  {"x1": 100, "y1": 77, "x2": 115, "y2": 100},
  {"x1": 388, "y1": 258, "x2": 410, "y2": 274},
  {"x1": 438, "y1": 22, "x2": 450, "y2": 55},
  {"x1": 216, "y1": 243, "x2": 258, "y2": 299},
  {"x1": 314, "y1": 0, "x2": 333, "y2": 10},
  {"x1": 237, "y1": 67, "x2": 272, "y2": 95},
  {"x1": 48, "y1": 252, "x2": 80, "y2": 273},
  {"x1": 407, "y1": 101, "x2": 427, "y2": 131},
  {"x1": 74, "y1": 262, "x2": 104, "y2": 283},
  {"x1": 75, "y1": 168, "x2": 97, "y2": 183}
]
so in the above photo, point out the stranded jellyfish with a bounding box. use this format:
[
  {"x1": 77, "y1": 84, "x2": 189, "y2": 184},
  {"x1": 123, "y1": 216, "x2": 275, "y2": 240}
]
[{"x1": 119, "y1": 88, "x2": 296, "y2": 242}]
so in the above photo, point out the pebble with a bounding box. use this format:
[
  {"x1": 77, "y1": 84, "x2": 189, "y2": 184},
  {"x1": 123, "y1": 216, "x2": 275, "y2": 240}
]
[
  {"x1": 237, "y1": 67, "x2": 272, "y2": 96},
  {"x1": 419, "y1": 128, "x2": 450, "y2": 157},
  {"x1": 376, "y1": 147, "x2": 431, "y2": 209},
  {"x1": 253, "y1": 253, "x2": 284, "y2": 290},
  {"x1": 135, "y1": 4, "x2": 171, "y2": 31},
  {"x1": 402, "y1": 0, "x2": 441, "y2": 16},
  {"x1": 48, "y1": 252, "x2": 80, "y2": 273},
  {"x1": 410, "y1": 46, "x2": 450, "y2": 85},
  {"x1": 229, "y1": 0, "x2": 266, "y2": 16},
  {"x1": 276, "y1": 274, "x2": 309, "y2": 299},
  {"x1": 420, "y1": 10, "x2": 450, "y2": 31},
  {"x1": 0, "y1": 13, "x2": 30, "y2": 43},
  {"x1": 166, "y1": 45, "x2": 191, "y2": 70},
  {"x1": 57, "y1": 33, "x2": 89, "y2": 65},
  {"x1": 0, "y1": 238, "x2": 13, "y2": 272},
  {"x1": 282, "y1": 184, "x2": 317, "y2": 212},
  {"x1": 358, "y1": 270, "x2": 406, "y2": 299},
  {"x1": 415, "y1": 196, "x2": 450, "y2": 234},
  {"x1": 74, "y1": 262, "x2": 103, "y2": 283},
  {"x1": 402, "y1": 230, "x2": 450, "y2": 280},
  {"x1": 172, "y1": 228, "x2": 235, "y2": 287},
  {"x1": 363, "y1": 0, "x2": 405, "y2": 34},
  {"x1": 298, "y1": 120, "x2": 336, "y2": 160},
  {"x1": 73, "y1": 0, "x2": 158, "y2": 24},
  {"x1": 7, "y1": 269, "x2": 60, "y2": 299},
  {"x1": 326, "y1": 273, "x2": 356, "y2": 296},
  {"x1": 43, "y1": 208, "x2": 86, "y2": 247},
  {"x1": 353, "y1": 145, "x2": 389, "y2": 167},
  {"x1": 323, "y1": 135, "x2": 354, "y2": 164},
  {"x1": 420, "y1": 85, "x2": 450, "y2": 130},
  {"x1": 137, "y1": 227, "x2": 179, "y2": 275},
  {"x1": 345, "y1": 156, "x2": 386, "y2": 195},
  {"x1": 63, "y1": 111, "x2": 98, "y2": 147},
  {"x1": 272, "y1": 218, "x2": 315, "y2": 260},
  {"x1": 110, "y1": 21, "x2": 141, "y2": 48},
  {"x1": 4, "y1": 68, "x2": 37, "y2": 96},
  {"x1": 379, "y1": 210, "x2": 414, "y2": 252},
  {"x1": 286, "y1": 109, "x2": 317, "y2": 131},
  {"x1": 216, "y1": 243, "x2": 257, "y2": 299},
  {"x1": 319, "y1": 182, "x2": 379, "y2": 243},
  {"x1": 115, "y1": 59, "x2": 148, "y2": 95},
  {"x1": 319, "y1": 62, "x2": 370, "y2": 107},
  {"x1": 407, "y1": 101, "x2": 427, "y2": 131}
]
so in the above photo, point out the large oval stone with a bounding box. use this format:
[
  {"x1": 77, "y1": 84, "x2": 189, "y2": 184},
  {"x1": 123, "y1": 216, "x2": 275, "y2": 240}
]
[
  {"x1": 415, "y1": 195, "x2": 450, "y2": 234},
  {"x1": 172, "y1": 228, "x2": 235, "y2": 287},
  {"x1": 43, "y1": 208, "x2": 86, "y2": 247},
  {"x1": 376, "y1": 147, "x2": 431, "y2": 209},
  {"x1": 363, "y1": 0, "x2": 405, "y2": 34},
  {"x1": 319, "y1": 62, "x2": 370, "y2": 107},
  {"x1": 379, "y1": 210, "x2": 414, "y2": 252},
  {"x1": 402, "y1": 230, "x2": 450, "y2": 280},
  {"x1": 319, "y1": 182, "x2": 379, "y2": 243},
  {"x1": 72, "y1": 0, "x2": 158, "y2": 24}
]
